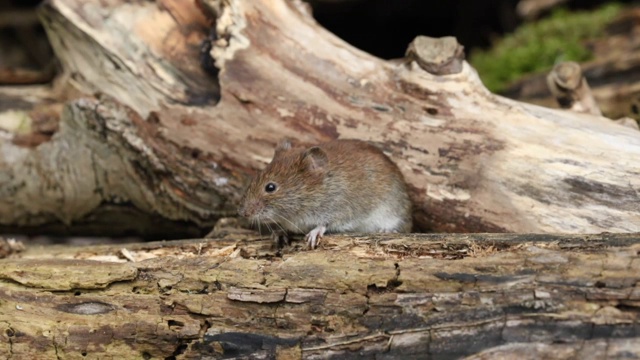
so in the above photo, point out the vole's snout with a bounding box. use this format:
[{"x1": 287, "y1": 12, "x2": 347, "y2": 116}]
[{"x1": 238, "y1": 200, "x2": 260, "y2": 218}]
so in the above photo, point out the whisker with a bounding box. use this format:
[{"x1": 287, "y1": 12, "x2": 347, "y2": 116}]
[
  {"x1": 274, "y1": 213, "x2": 303, "y2": 234},
  {"x1": 267, "y1": 216, "x2": 287, "y2": 235},
  {"x1": 257, "y1": 219, "x2": 264, "y2": 239},
  {"x1": 265, "y1": 221, "x2": 274, "y2": 235},
  {"x1": 269, "y1": 216, "x2": 289, "y2": 247}
]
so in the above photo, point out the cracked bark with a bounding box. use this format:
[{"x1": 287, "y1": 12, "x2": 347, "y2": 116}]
[
  {"x1": 0, "y1": 0, "x2": 639, "y2": 237},
  {"x1": 0, "y1": 232, "x2": 639, "y2": 358}
]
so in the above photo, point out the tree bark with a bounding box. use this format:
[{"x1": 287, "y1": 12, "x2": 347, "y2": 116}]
[
  {"x1": 0, "y1": 232, "x2": 639, "y2": 358},
  {"x1": 0, "y1": 0, "x2": 639, "y2": 237}
]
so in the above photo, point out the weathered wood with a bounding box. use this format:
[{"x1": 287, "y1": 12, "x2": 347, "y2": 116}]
[
  {"x1": 0, "y1": 232, "x2": 639, "y2": 358},
  {"x1": 0, "y1": 0, "x2": 639, "y2": 238}
]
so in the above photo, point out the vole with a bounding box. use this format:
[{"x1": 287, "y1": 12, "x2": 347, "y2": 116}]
[{"x1": 238, "y1": 139, "x2": 412, "y2": 249}]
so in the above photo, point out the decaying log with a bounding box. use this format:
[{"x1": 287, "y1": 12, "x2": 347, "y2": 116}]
[
  {"x1": 0, "y1": 0, "x2": 639, "y2": 238},
  {"x1": 0, "y1": 232, "x2": 639, "y2": 358}
]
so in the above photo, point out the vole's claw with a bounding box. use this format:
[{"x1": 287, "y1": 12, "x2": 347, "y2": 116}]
[{"x1": 305, "y1": 225, "x2": 326, "y2": 249}]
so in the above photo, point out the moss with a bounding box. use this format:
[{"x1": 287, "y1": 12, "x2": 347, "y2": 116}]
[{"x1": 469, "y1": 3, "x2": 622, "y2": 93}]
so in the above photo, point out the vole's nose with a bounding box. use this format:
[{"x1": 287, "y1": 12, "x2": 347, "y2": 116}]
[
  {"x1": 238, "y1": 200, "x2": 261, "y2": 218},
  {"x1": 238, "y1": 203, "x2": 253, "y2": 218}
]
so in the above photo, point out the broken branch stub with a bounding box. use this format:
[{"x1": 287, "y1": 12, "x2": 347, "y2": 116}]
[
  {"x1": 405, "y1": 35, "x2": 465, "y2": 75},
  {"x1": 546, "y1": 61, "x2": 639, "y2": 130},
  {"x1": 546, "y1": 61, "x2": 602, "y2": 116}
]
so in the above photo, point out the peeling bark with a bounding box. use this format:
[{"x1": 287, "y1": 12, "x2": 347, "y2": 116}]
[
  {"x1": 0, "y1": 232, "x2": 639, "y2": 358},
  {"x1": 0, "y1": 0, "x2": 639, "y2": 237}
]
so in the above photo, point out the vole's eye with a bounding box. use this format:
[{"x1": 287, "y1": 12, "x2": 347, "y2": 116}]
[{"x1": 265, "y1": 183, "x2": 277, "y2": 193}]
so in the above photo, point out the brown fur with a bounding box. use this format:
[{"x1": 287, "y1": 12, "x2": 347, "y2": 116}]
[{"x1": 238, "y1": 139, "x2": 412, "y2": 241}]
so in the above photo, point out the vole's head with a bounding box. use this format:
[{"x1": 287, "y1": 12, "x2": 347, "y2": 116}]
[{"x1": 238, "y1": 140, "x2": 328, "y2": 222}]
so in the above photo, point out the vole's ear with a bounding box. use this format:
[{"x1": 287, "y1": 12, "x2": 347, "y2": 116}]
[
  {"x1": 274, "y1": 139, "x2": 293, "y2": 157},
  {"x1": 301, "y1": 147, "x2": 328, "y2": 171}
]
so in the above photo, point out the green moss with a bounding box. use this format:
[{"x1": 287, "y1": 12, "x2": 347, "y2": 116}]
[{"x1": 470, "y1": 3, "x2": 622, "y2": 93}]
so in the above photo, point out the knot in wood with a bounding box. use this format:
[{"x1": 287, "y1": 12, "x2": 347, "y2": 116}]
[
  {"x1": 405, "y1": 36, "x2": 465, "y2": 75},
  {"x1": 56, "y1": 301, "x2": 115, "y2": 315}
]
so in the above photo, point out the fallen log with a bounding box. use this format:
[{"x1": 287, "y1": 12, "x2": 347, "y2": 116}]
[
  {"x1": 0, "y1": 232, "x2": 639, "y2": 358},
  {"x1": 0, "y1": 0, "x2": 639, "y2": 237}
]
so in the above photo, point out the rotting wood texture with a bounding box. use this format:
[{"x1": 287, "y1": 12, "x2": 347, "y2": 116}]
[
  {"x1": 0, "y1": 232, "x2": 639, "y2": 359},
  {"x1": 0, "y1": 0, "x2": 639, "y2": 237}
]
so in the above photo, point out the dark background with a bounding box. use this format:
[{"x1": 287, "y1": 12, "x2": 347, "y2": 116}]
[{"x1": 309, "y1": 0, "x2": 634, "y2": 59}]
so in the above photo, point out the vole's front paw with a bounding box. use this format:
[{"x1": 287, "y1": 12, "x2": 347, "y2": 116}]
[{"x1": 305, "y1": 225, "x2": 326, "y2": 249}]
